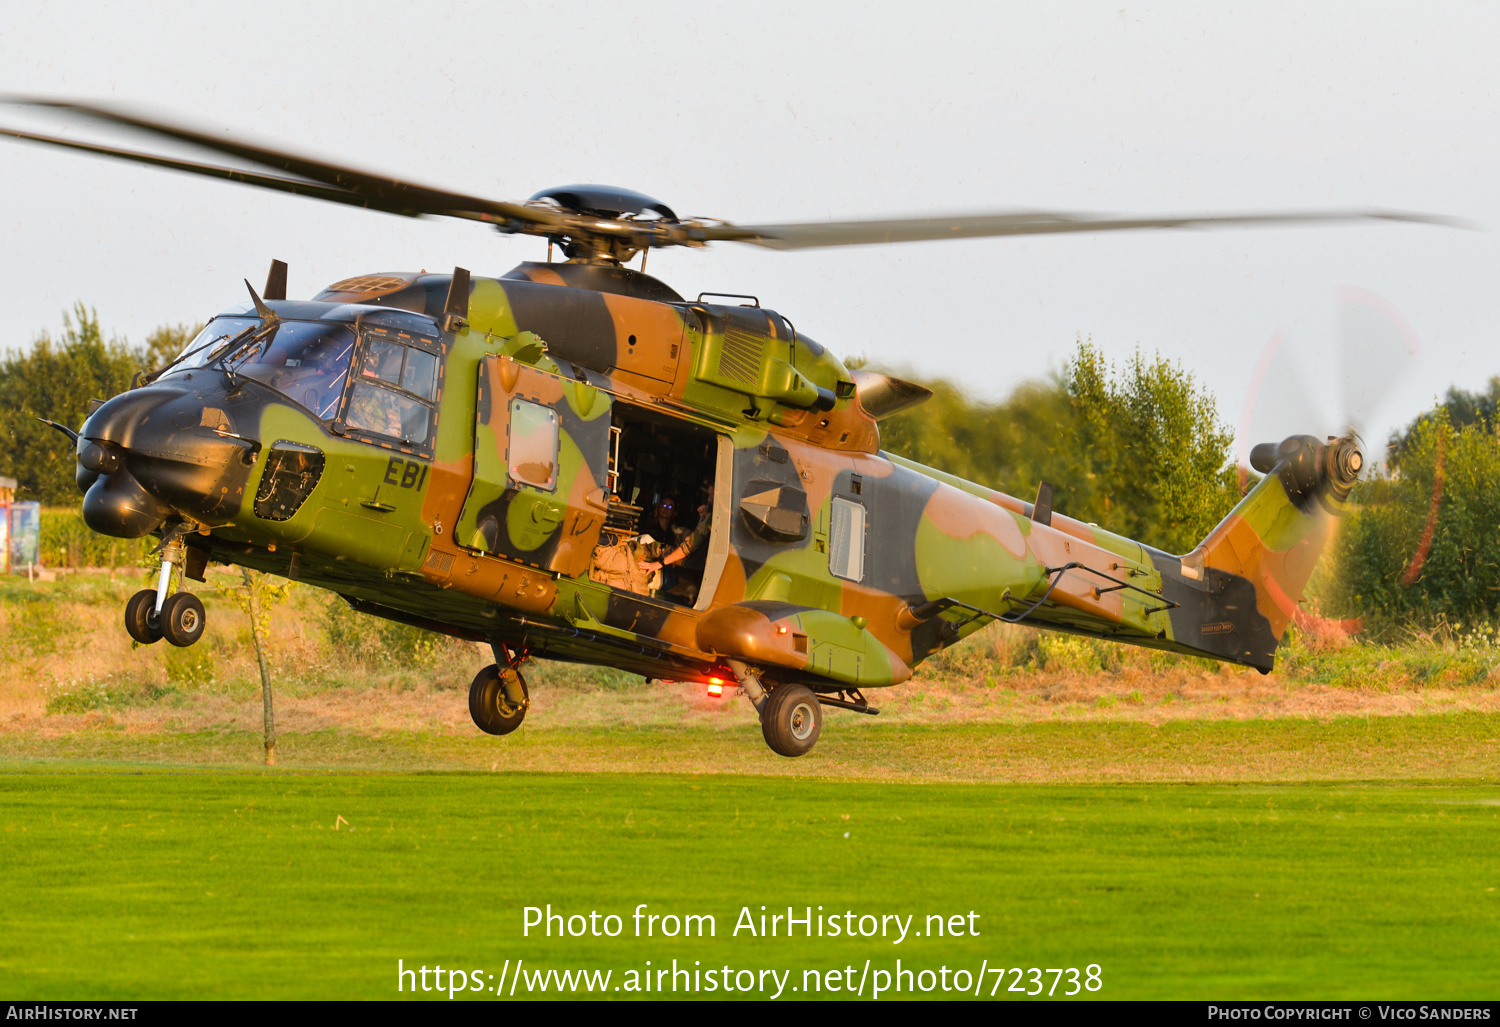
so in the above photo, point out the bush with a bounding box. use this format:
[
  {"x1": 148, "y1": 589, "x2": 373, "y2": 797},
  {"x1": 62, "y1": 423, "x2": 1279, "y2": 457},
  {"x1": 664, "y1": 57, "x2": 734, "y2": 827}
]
[
  {"x1": 41, "y1": 673, "x2": 173, "y2": 714},
  {"x1": 1333, "y1": 412, "x2": 1500, "y2": 629},
  {"x1": 39, "y1": 508, "x2": 155, "y2": 569},
  {"x1": 4, "y1": 598, "x2": 65, "y2": 656},
  {"x1": 322, "y1": 595, "x2": 450, "y2": 669},
  {"x1": 1037, "y1": 633, "x2": 1105, "y2": 674},
  {"x1": 164, "y1": 645, "x2": 216, "y2": 688}
]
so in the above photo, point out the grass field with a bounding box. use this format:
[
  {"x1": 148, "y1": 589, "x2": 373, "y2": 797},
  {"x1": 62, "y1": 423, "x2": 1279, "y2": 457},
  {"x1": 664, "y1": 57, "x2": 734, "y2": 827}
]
[
  {"x1": 2, "y1": 714, "x2": 1499, "y2": 782},
  {"x1": 1, "y1": 766, "x2": 1497, "y2": 1000}
]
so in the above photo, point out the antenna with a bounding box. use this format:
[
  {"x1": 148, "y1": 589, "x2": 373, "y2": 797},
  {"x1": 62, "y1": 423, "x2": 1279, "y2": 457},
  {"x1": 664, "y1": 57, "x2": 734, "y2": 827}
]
[
  {"x1": 243, "y1": 279, "x2": 278, "y2": 323},
  {"x1": 263, "y1": 259, "x2": 288, "y2": 301},
  {"x1": 443, "y1": 267, "x2": 470, "y2": 333}
]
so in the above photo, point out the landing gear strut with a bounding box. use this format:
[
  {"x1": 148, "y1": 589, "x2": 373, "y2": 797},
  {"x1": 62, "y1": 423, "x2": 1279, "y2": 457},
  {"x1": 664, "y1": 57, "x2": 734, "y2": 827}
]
[
  {"x1": 470, "y1": 644, "x2": 531, "y2": 735},
  {"x1": 124, "y1": 537, "x2": 206, "y2": 647}
]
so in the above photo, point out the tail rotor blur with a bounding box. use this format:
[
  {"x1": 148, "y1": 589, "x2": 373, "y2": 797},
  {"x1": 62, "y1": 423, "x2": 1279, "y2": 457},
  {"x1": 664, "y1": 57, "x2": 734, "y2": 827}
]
[
  {"x1": 1236, "y1": 287, "x2": 1424, "y2": 638},
  {"x1": 1240, "y1": 286, "x2": 1423, "y2": 477}
]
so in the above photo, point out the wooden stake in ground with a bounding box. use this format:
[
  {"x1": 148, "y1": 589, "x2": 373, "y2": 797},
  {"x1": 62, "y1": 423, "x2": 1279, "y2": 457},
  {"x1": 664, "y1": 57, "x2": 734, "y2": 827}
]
[{"x1": 241, "y1": 566, "x2": 277, "y2": 766}]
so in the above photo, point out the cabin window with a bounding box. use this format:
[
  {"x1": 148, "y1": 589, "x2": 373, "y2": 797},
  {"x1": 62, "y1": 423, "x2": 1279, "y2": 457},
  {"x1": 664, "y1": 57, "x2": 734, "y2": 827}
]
[
  {"x1": 508, "y1": 399, "x2": 558, "y2": 490},
  {"x1": 828, "y1": 496, "x2": 866, "y2": 582}
]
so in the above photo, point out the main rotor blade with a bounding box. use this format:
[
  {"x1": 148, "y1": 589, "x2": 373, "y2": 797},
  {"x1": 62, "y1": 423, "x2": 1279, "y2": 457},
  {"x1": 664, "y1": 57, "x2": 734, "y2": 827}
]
[
  {"x1": 0, "y1": 126, "x2": 442, "y2": 218},
  {"x1": 704, "y1": 209, "x2": 1465, "y2": 250},
  {"x1": 4, "y1": 97, "x2": 555, "y2": 227}
]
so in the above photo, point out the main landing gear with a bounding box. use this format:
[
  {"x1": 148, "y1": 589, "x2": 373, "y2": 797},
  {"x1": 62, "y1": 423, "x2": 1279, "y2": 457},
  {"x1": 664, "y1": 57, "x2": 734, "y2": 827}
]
[
  {"x1": 728, "y1": 660, "x2": 823, "y2": 758},
  {"x1": 469, "y1": 649, "x2": 531, "y2": 735},
  {"x1": 760, "y1": 683, "x2": 823, "y2": 757},
  {"x1": 124, "y1": 538, "x2": 205, "y2": 647}
]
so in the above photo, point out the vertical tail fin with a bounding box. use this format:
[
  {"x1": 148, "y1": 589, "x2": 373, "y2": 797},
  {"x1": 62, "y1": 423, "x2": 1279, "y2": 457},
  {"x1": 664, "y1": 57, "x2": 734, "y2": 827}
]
[{"x1": 1170, "y1": 434, "x2": 1361, "y2": 669}]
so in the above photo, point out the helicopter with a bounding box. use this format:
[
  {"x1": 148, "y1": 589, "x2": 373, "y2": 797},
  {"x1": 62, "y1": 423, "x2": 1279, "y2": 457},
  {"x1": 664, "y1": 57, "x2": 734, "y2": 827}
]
[{"x1": 1, "y1": 98, "x2": 1439, "y2": 756}]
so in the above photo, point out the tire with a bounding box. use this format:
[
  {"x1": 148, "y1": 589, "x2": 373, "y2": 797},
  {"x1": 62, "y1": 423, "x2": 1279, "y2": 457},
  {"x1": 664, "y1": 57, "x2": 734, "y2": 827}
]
[
  {"x1": 160, "y1": 592, "x2": 206, "y2": 647},
  {"x1": 760, "y1": 683, "x2": 823, "y2": 757},
  {"x1": 469, "y1": 664, "x2": 528, "y2": 736},
  {"x1": 124, "y1": 589, "x2": 163, "y2": 645}
]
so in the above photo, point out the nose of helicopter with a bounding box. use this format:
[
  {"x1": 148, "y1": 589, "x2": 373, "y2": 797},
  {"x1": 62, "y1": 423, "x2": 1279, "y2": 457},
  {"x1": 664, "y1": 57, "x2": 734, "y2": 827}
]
[{"x1": 78, "y1": 376, "x2": 260, "y2": 538}]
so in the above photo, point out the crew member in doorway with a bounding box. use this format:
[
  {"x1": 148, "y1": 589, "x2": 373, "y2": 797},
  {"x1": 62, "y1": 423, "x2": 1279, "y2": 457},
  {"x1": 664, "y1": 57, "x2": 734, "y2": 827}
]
[{"x1": 640, "y1": 495, "x2": 711, "y2": 600}]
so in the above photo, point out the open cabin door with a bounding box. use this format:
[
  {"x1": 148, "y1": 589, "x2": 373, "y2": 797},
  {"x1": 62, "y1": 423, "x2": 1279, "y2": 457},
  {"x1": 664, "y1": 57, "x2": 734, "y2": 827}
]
[{"x1": 456, "y1": 354, "x2": 612, "y2": 576}]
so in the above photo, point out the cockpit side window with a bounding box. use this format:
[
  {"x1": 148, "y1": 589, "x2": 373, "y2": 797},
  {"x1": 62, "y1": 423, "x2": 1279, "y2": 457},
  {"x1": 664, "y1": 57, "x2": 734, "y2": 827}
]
[
  {"x1": 164, "y1": 315, "x2": 444, "y2": 457},
  {"x1": 339, "y1": 329, "x2": 443, "y2": 452}
]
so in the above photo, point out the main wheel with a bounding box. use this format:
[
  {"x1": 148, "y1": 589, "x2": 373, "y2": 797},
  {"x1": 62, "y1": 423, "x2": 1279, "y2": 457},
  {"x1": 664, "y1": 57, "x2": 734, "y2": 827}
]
[
  {"x1": 124, "y1": 589, "x2": 163, "y2": 645},
  {"x1": 760, "y1": 683, "x2": 823, "y2": 757},
  {"x1": 469, "y1": 664, "x2": 528, "y2": 736},
  {"x1": 160, "y1": 592, "x2": 206, "y2": 647}
]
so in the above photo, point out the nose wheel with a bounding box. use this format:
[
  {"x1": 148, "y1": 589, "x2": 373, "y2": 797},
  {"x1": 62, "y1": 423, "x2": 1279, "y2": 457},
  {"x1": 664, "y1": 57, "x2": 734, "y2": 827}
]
[
  {"x1": 159, "y1": 593, "x2": 205, "y2": 647},
  {"x1": 124, "y1": 589, "x2": 164, "y2": 645},
  {"x1": 124, "y1": 537, "x2": 207, "y2": 647},
  {"x1": 125, "y1": 589, "x2": 205, "y2": 646}
]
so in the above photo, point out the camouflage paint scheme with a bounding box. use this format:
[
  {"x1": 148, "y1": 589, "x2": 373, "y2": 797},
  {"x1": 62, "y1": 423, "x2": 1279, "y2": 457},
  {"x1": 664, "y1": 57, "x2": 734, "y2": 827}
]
[{"x1": 79, "y1": 260, "x2": 1351, "y2": 693}]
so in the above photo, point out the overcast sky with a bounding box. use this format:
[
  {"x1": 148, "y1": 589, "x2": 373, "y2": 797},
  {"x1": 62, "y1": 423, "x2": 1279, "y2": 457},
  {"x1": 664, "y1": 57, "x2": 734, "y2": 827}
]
[{"x1": 2, "y1": 1, "x2": 1496, "y2": 459}]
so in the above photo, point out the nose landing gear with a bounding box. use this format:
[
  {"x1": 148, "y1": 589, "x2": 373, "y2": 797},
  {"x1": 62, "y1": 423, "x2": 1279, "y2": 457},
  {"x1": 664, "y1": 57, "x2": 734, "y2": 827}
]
[{"x1": 124, "y1": 537, "x2": 206, "y2": 647}]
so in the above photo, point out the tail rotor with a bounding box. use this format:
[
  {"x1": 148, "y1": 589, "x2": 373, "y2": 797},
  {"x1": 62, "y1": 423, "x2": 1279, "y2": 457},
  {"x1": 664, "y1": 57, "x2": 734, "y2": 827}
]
[{"x1": 1235, "y1": 287, "x2": 1425, "y2": 638}]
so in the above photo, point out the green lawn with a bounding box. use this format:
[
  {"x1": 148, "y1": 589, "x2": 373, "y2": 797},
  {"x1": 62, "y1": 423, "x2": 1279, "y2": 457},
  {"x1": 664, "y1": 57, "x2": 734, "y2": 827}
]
[
  {"x1": 1, "y1": 767, "x2": 1497, "y2": 999},
  {"x1": 2, "y1": 713, "x2": 1498, "y2": 781}
]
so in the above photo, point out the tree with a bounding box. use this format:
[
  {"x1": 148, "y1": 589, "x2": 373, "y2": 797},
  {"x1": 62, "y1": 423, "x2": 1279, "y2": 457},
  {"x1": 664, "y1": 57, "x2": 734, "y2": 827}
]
[
  {"x1": 1387, "y1": 376, "x2": 1500, "y2": 470},
  {"x1": 876, "y1": 372, "x2": 1088, "y2": 508},
  {"x1": 1065, "y1": 341, "x2": 1240, "y2": 554},
  {"x1": 0, "y1": 305, "x2": 145, "y2": 504},
  {"x1": 233, "y1": 568, "x2": 294, "y2": 766},
  {"x1": 871, "y1": 339, "x2": 1239, "y2": 555},
  {"x1": 142, "y1": 323, "x2": 199, "y2": 372}
]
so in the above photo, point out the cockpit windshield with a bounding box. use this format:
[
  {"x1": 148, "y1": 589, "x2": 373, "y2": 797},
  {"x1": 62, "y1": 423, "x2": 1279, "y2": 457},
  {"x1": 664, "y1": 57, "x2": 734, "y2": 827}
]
[
  {"x1": 166, "y1": 317, "x2": 357, "y2": 420},
  {"x1": 170, "y1": 317, "x2": 260, "y2": 371}
]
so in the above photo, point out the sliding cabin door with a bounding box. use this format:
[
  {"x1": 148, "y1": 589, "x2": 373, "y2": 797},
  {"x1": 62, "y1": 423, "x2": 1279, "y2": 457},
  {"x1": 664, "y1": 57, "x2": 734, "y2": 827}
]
[{"x1": 455, "y1": 355, "x2": 611, "y2": 577}]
